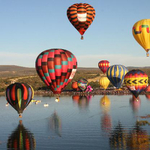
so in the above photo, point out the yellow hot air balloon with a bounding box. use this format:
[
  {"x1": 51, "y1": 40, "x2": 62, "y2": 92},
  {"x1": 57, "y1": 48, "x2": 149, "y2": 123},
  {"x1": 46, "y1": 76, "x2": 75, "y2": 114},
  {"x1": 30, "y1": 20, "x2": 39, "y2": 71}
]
[
  {"x1": 99, "y1": 77, "x2": 110, "y2": 90},
  {"x1": 132, "y1": 19, "x2": 150, "y2": 57}
]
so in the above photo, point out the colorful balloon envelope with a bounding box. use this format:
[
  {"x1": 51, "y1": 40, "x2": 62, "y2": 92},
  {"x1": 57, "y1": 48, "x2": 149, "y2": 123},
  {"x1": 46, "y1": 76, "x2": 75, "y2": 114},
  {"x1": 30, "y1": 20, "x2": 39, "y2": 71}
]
[
  {"x1": 77, "y1": 78, "x2": 88, "y2": 91},
  {"x1": 67, "y1": 3, "x2": 95, "y2": 39},
  {"x1": 124, "y1": 69, "x2": 148, "y2": 98},
  {"x1": 107, "y1": 65, "x2": 128, "y2": 89},
  {"x1": 6, "y1": 83, "x2": 33, "y2": 117},
  {"x1": 98, "y1": 60, "x2": 110, "y2": 74},
  {"x1": 132, "y1": 19, "x2": 150, "y2": 57},
  {"x1": 72, "y1": 81, "x2": 79, "y2": 91},
  {"x1": 36, "y1": 49, "x2": 77, "y2": 95},
  {"x1": 99, "y1": 77, "x2": 110, "y2": 90},
  {"x1": 7, "y1": 120, "x2": 36, "y2": 149}
]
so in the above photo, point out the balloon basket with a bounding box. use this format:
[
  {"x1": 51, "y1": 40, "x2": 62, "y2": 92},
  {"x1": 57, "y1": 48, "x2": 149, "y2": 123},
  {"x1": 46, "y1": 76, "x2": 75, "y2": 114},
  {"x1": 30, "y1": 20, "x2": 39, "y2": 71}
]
[
  {"x1": 81, "y1": 35, "x2": 83, "y2": 40},
  {"x1": 146, "y1": 52, "x2": 149, "y2": 57}
]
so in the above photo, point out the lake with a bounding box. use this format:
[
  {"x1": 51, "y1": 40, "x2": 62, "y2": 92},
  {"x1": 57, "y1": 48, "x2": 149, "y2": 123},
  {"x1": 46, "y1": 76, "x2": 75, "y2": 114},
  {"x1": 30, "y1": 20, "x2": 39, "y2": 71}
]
[{"x1": 1, "y1": 94, "x2": 150, "y2": 150}]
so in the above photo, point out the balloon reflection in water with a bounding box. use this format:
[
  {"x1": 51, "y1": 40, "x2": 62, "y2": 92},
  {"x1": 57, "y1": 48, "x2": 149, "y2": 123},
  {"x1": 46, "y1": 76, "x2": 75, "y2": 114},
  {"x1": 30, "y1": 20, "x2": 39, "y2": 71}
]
[
  {"x1": 109, "y1": 122, "x2": 128, "y2": 149},
  {"x1": 7, "y1": 120, "x2": 36, "y2": 149},
  {"x1": 50, "y1": 111, "x2": 62, "y2": 137},
  {"x1": 72, "y1": 95, "x2": 91, "y2": 109},
  {"x1": 127, "y1": 123, "x2": 149, "y2": 149},
  {"x1": 100, "y1": 95, "x2": 112, "y2": 134},
  {"x1": 129, "y1": 96, "x2": 141, "y2": 114}
]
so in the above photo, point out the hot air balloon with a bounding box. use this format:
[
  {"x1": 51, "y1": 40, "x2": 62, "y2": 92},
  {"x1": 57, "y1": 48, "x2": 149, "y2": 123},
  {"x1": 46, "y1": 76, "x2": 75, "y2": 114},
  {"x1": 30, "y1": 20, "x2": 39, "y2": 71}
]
[
  {"x1": 36, "y1": 49, "x2": 77, "y2": 98},
  {"x1": 132, "y1": 19, "x2": 150, "y2": 57},
  {"x1": 77, "y1": 78, "x2": 88, "y2": 91},
  {"x1": 99, "y1": 77, "x2": 110, "y2": 90},
  {"x1": 98, "y1": 60, "x2": 110, "y2": 74},
  {"x1": 67, "y1": 3, "x2": 95, "y2": 39},
  {"x1": 7, "y1": 120, "x2": 36, "y2": 149},
  {"x1": 107, "y1": 65, "x2": 128, "y2": 89},
  {"x1": 124, "y1": 69, "x2": 148, "y2": 98},
  {"x1": 72, "y1": 81, "x2": 79, "y2": 91},
  {"x1": 6, "y1": 82, "x2": 33, "y2": 118}
]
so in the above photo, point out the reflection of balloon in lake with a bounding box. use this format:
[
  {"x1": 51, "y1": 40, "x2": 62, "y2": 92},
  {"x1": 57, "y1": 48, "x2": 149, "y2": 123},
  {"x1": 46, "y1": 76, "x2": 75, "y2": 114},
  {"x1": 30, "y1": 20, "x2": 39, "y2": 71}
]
[
  {"x1": 7, "y1": 120, "x2": 36, "y2": 149},
  {"x1": 145, "y1": 94, "x2": 150, "y2": 100},
  {"x1": 127, "y1": 124, "x2": 149, "y2": 149},
  {"x1": 50, "y1": 111, "x2": 62, "y2": 137},
  {"x1": 72, "y1": 95, "x2": 90, "y2": 109},
  {"x1": 100, "y1": 95, "x2": 112, "y2": 134},
  {"x1": 6, "y1": 82, "x2": 33, "y2": 118},
  {"x1": 100, "y1": 95, "x2": 111, "y2": 113},
  {"x1": 129, "y1": 96, "x2": 141, "y2": 114},
  {"x1": 109, "y1": 122, "x2": 128, "y2": 149}
]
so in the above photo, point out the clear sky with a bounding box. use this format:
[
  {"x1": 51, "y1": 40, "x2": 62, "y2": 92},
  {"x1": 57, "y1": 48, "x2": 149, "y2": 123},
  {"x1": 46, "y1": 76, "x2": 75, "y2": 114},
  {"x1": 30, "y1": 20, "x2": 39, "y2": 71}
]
[{"x1": 0, "y1": 0, "x2": 150, "y2": 68}]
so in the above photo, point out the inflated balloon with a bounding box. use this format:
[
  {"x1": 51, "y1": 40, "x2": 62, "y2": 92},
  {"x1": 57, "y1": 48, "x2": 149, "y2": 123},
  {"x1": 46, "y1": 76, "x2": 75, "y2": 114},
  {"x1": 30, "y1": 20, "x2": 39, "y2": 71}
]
[
  {"x1": 7, "y1": 120, "x2": 36, "y2": 149},
  {"x1": 67, "y1": 3, "x2": 95, "y2": 39},
  {"x1": 77, "y1": 78, "x2": 88, "y2": 91},
  {"x1": 6, "y1": 83, "x2": 33, "y2": 117},
  {"x1": 72, "y1": 81, "x2": 79, "y2": 91},
  {"x1": 124, "y1": 69, "x2": 148, "y2": 98},
  {"x1": 36, "y1": 49, "x2": 77, "y2": 95},
  {"x1": 98, "y1": 60, "x2": 110, "y2": 74},
  {"x1": 107, "y1": 65, "x2": 128, "y2": 89},
  {"x1": 99, "y1": 77, "x2": 110, "y2": 90},
  {"x1": 132, "y1": 19, "x2": 150, "y2": 57}
]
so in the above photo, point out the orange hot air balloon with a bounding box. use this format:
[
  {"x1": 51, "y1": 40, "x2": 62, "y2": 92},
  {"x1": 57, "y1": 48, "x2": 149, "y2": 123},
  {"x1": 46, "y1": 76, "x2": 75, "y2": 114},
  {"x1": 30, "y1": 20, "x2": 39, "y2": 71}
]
[
  {"x1": 67, "y1": 3, "x2": 95, "y2": 39},
  {"x1": 72, "y1": 81, "x2": 79, "y2": 91}
]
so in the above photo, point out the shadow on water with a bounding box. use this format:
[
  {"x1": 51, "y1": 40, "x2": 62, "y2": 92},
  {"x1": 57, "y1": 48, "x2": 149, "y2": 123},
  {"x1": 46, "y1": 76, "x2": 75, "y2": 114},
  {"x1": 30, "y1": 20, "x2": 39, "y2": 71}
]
[{"x1": 7, "y1": 120, "x2": 36, "y2": 150}]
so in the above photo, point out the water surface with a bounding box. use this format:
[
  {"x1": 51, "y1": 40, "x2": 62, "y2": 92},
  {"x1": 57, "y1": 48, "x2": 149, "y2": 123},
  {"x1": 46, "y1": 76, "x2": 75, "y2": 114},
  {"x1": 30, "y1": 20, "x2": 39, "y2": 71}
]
[{"x1": 1, "y1": 94, "x2": 150, "y2": 149}]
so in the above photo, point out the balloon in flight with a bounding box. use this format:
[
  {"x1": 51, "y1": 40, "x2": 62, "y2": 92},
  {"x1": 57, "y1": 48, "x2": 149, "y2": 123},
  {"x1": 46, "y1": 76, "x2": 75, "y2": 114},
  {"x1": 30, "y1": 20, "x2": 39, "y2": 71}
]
[
  {"x1": 36, "y1": 48, "x2": 77, "y2": 95},
  {"x1": 98, "y1": 60, "x2": 110, "y2": 74},
  {"x1": 124, "y1": 69, "x2": 148, "y2": 98},
  {"x1": 107, "y1": 65, "x2": 128, "y2": 89},
  {"x1": 6, "y1": 82, "x2": 33, "y2": 117},
  {"x1": 67, "y1": 3, "x2": 95, "y2": 39},
  {"x1": 132, "y1": 19, "x2": 150, "y2": 57}
]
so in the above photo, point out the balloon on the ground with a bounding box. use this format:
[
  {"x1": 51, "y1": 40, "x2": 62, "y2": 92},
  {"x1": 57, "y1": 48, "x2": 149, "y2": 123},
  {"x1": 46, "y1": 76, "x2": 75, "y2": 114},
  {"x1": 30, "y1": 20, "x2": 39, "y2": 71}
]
[
  {"x1": 99, "y1": 77, "x2": 110, "y2": 90},
  {"x1": 132, "y1": 19, "x2": 150, "y2": 57},
  {"x1": 36, "y1": 49, "x2": 77, "y2": 95},
  {"x1": 98, "y1": 60, "x2": 110, "y2": 74},
  {"x1": 77, "y1": 78, "x2": 88, "y2": 91},
  {"x1": 72, "y1": 81, "x2": 79, "y2": 91},
  {"x1": 124, "y1": 69, "x2": 148, "y2": 98},
  {"x1": 6, "y1": 82, "x2": 33, "y2": 117},
  {"x1": 107, "y1": 65, "x2": 128, "y2": 89},
  {"x1": 67, "y1": 3, "x2": 95, "y2": 39}
]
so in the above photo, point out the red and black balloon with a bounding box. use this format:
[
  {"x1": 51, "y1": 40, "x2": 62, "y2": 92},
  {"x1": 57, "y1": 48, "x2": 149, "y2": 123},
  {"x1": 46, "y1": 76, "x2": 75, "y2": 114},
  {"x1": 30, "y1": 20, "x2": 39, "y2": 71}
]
[
  {"x1": 6, "y1": 82, "x2": 33, "y2": 117},
  {"x1": 36, "y1": 49, "x2": 77, "y2": 95}
]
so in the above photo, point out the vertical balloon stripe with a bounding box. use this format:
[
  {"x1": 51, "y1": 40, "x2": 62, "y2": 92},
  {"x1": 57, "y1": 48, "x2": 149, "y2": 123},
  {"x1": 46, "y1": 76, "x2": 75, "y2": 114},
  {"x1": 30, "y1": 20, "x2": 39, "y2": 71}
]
[
  {"x1": 17, "y1": 88, "x2": 22, "y2": 109},
  {"x1": 22, "y1": 84, "x2": 28, "y2": 100},
  {"x1": 11, "y1": 85, "x2": 16, "y2": 101}
]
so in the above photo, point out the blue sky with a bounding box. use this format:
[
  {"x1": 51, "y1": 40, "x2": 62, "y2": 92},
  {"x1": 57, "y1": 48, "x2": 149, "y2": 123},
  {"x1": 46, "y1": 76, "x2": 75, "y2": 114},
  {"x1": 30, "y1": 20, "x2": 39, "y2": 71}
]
[{"x1": 0, "y1": 0, "x2": 150, "y2": 68}]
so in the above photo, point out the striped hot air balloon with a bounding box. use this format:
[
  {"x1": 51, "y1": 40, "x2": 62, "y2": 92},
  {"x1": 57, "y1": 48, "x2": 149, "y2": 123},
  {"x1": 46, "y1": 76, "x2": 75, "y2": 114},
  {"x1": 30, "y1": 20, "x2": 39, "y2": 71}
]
[
  {"x1": 36, "y1": 49, "x2": 77, "y2": 95},
  {"x1": 107, "y1": 65, "x2": 128, "y2": 89},
  {"x1": 6, "y1": 83, "x2": 33, "y2": 117},
  {"x1": 67, "y1": 3, "x2": 95, "y2": 39},
  {"x1": 124, "y1": 69, "x2": 148, "y2": 98},
  {"x1": 77, "y1": 78, "x2": 88, "y2": 91},
  {"x1": 98, "y1": 60, "x2": 110, "y2": 74},
  {"x1": 7, "y1": 120, "x2": 36, "y2": 149}
]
